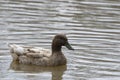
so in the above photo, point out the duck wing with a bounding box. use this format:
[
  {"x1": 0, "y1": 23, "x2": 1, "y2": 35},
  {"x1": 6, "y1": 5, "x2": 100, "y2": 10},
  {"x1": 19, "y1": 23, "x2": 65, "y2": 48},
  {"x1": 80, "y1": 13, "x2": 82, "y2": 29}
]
[
  {"x1": 8, "y1": 44, "x2": 52, "y2": 58},
  {"x1": 26, "y1": 47, "x2": 52, "y2": 58}
]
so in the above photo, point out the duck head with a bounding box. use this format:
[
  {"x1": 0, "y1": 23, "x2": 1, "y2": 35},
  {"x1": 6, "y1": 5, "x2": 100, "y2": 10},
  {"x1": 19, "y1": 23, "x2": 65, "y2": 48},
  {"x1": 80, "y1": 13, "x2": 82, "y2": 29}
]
[{"x1": 52, "y1": 34, "x2": 74, "y2": 52}]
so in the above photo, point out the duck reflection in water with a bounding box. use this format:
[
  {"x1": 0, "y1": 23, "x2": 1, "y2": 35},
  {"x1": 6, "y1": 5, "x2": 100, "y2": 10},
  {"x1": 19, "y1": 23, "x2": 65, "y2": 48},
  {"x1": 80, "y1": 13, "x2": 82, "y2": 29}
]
[{"x1": 10, "y1": 61, "x2": 67, "y2": 80}]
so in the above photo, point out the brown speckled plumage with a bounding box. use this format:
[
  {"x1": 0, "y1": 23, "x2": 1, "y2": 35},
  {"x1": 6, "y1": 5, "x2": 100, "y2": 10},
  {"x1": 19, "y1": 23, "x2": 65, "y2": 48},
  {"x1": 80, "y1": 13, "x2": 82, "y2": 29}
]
[{"x1": 9, "y1": 34, "x2": 74, "y2": 66}]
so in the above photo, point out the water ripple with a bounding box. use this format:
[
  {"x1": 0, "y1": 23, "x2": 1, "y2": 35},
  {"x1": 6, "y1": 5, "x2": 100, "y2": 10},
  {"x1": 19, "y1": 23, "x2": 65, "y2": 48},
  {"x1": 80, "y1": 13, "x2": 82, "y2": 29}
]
[{"x1": 0, "y1": 0, "x2": 120, "y2": 80}]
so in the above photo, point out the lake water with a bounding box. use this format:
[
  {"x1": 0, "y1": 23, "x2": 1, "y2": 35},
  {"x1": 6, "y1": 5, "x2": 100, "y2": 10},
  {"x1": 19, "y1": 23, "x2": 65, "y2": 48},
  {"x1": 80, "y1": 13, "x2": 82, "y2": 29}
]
[{"x1": 0, "y1": 0, "x2": 120, "y2": 80}]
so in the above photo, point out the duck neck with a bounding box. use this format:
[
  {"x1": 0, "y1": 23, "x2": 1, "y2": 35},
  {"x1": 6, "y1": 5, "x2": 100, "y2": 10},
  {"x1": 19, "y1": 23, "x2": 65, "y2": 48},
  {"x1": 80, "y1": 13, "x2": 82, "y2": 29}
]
[
  {"x1": 52, "y1": 45, "x2": 62, "y2": 53},
  {"x1": 52, "y1": 42, "x2": 62, "y2": 54}
]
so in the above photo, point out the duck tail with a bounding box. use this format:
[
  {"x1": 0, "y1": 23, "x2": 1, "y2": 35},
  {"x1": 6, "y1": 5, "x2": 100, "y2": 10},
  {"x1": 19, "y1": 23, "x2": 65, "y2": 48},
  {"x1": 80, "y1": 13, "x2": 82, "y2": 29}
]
[
  {"x1": 8, "y1": 44, "x2": 26, "y2": 54},
  {"x1": 8, "y1": 44, "x2": 15, "y2": 53},
  {"x1": 8, "y1": 44, "x2": 26, "y2": 60}
]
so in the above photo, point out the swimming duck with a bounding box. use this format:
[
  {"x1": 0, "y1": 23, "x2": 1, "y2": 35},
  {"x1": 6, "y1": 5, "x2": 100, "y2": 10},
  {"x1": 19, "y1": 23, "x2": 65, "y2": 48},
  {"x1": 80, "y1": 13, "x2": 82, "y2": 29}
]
[{"x1": 8, "y1": 34, "x2": 74, "y2": 66}]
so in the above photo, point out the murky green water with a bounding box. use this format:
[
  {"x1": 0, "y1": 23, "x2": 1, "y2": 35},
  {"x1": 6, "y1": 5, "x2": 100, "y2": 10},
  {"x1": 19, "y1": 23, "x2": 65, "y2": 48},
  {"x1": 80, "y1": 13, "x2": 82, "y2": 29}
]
[{"x1": 0, "y1": 0, "x2": 120, "y2": 80}]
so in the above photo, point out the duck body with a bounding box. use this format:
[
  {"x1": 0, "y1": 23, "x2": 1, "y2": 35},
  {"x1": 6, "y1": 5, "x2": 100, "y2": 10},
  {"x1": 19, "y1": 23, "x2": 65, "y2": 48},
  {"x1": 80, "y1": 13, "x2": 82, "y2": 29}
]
[{"x1": 8, "y1": 34, "x2": 74, "y2": 66}]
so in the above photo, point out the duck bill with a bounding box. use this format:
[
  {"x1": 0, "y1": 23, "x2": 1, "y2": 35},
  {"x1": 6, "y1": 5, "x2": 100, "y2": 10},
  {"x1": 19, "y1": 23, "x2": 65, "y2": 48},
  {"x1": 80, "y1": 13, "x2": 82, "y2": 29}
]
[{"x1": 65, "y1": 42, "x2": 74, "y2": 50}]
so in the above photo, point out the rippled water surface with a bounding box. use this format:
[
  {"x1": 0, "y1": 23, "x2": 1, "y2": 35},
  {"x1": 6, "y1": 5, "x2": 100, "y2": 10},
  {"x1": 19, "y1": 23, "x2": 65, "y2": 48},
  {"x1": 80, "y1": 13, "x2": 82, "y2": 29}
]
[{"x1": 0, "y1": 0, "x2": 120, "y2": 80}]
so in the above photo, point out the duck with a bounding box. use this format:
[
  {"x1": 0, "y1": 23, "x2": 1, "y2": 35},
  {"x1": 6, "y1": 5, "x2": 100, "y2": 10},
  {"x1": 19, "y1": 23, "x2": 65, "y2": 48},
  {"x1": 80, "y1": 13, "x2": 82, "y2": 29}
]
[{"x1": 8, "y1": 34, "x2": 74, "y2": 66}]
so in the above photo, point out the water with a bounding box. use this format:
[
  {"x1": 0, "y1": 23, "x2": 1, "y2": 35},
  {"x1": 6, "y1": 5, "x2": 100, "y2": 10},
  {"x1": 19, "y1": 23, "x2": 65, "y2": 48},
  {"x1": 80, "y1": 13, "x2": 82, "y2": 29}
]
[{"x1": 0, "y1": 0, "x2": 120, "y2": 80}]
